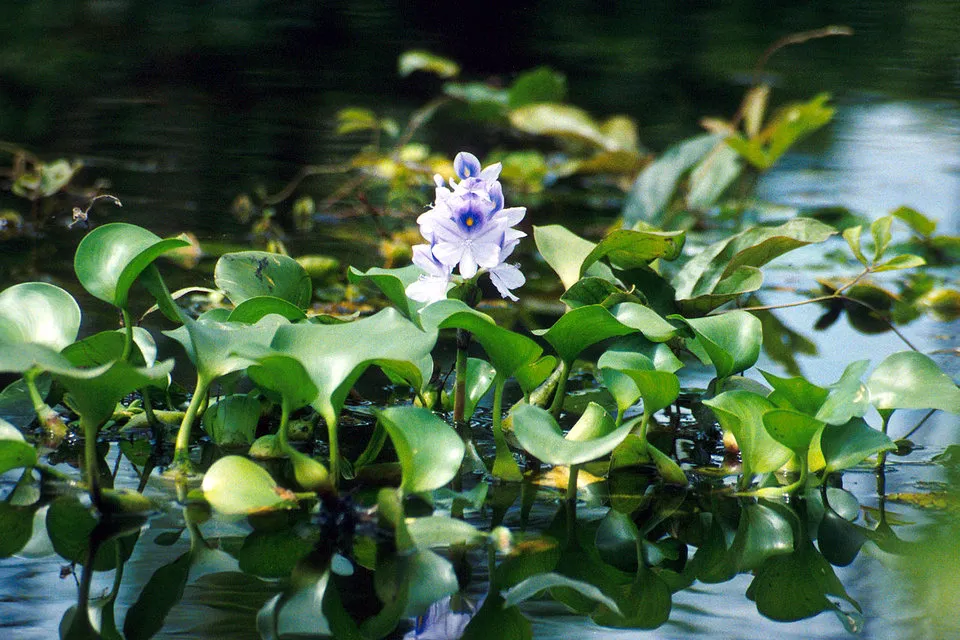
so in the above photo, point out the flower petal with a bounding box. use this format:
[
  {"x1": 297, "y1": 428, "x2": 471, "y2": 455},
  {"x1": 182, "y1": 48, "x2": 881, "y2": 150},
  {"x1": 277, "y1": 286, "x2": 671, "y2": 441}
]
[{"x1": 454, "y1": 152, "x2": 482, "y2": 179}]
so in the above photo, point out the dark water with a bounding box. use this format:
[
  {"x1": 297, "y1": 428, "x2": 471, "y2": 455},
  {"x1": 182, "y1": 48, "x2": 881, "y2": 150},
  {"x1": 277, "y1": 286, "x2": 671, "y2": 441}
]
[{"x1": 1, "y1": 2, "x2": 959, "y2": 639}]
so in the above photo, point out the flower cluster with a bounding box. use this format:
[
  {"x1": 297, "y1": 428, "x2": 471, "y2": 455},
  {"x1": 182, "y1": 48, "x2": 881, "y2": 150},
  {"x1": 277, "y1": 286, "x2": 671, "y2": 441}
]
[{"x1": 405, "y1": 152, "x2": 526, "y2": 303}]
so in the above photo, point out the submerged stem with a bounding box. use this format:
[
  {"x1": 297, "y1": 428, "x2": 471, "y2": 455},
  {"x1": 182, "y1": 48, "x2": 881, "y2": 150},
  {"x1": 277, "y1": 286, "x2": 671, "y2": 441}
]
[
  {"x1": 325, "y1": 409, "x2": 341, "y2": 487},
  {"x1": 453, "y1": 329, "x2": 470, "y2": 429},
  {"x1": 81, "y1": 417, "x2": 104, "y2": 512},
  {"x1": 548, "y1": 360, "x2": 570, "y2": 419}
]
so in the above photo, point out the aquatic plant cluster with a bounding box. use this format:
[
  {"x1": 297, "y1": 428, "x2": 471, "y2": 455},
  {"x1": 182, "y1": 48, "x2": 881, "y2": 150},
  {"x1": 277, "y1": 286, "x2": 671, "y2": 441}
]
[{"x1": 1, "y1": 46, "x2": 960, "y2": 640}]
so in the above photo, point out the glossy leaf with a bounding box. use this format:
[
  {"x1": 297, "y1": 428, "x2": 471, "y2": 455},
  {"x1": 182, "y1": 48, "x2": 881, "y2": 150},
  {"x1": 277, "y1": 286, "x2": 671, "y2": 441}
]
[
  {"x1": 730, "y1": 501, "x2": 795, "y2": 572},
  {"x1": 611, "y1": 303, "x2": 680, "y2": 343},
  {"x1": 202, "y1": 394, "x2": 261, "y2": 448},
  {"x1": 376, "y1": 406, "x2": 464, "y2": 493},
  {"x1": 272, "y1": 308, "x2": 435, "y2": 423},
  {"x1": 201, "y1": 456, "x2": 289, "y2": 515},
  {"x1": 866, "y1": 351, "x2": 960, "y2": 413},
  {"x1": 509, "y1": 103, "x2": 612, "y2": 149},
  {"x1": 580, "y1": 229, "x2": 686, "y2": 275},
  {"x1": 514, "y1": 356, "x2": 558, "y2": 396},
  {"x1": 227, "y1": 296, "x2": 307, "y2": 323},
  {"x1": 215, "y1": 251, "x2": 312, "y2": 308},
  {"x1": 406, "y1": 516, "x2": 485, "y2": 549},
  {"x1": 703, "y1": 391, "x2": 792, "y2": 477},
  {"x1": 0, "y1": 282, "x2": 80, "y2": 350},
  {"x1": 245, "y1": 353, "x2": 318, "y2": 412},
  {"x1": 843, "y1": 225, "x2": 867, "y2": 265},
  {"x1": 820, "y1": 418, "x2": 896, "y2": 474},
  {"x1": 763, "y1": 409, "x2": 825, "y2": 454},
  {"x1": 815, "y1": 360, "x2": 871, "y2": 425},
  {"x1": 726, "y1": 94, "x2": 834, "y2": 170},
  {"x1": 462, "y1": 357, "x2": 496, "y2": 420},
  {"x1": 165, "y1": 314, "x2": 287, "y2": 384},
  {"x1": 0, "y1": 436, "x2": 38, "y2": 474},
  {"x1": 761, "y1": 369, "x2": 829, "y2": 416},
  {"x1": 0, "y1": 503, "x2": 35, "y2": 557},
  {"x1": 508, "y1": 66, "x2": 566, "y2": 108},
  {"x1": 74, "y1": 223, "x2": 189, "y2": 308},
  {"x1": 621, "y1": 370, "x2": 680, "y2": 416},
  {"x1": 599, "y1": 334, "x2": 683, "y2": 374},
  {"x1": 673, "y1": 311, "x2": 762, "y2": 378},
  {"x1": 533, "y1": 225, "x2": 603, "y2": 290},
  {"x1": 673, "y1": 218, "x2": 835, "y2": 312},
  {"x1": 45, "y1": 496, "x2": 137, "y2": 570},
  {"x1": 537, "y1": 305, "x2": 636, "y2": 364},
  {"x1": 503, "y1": 572, "x2": 621, "y2": 613},
  {"x1": 512, "y1": 403, "x2": 631, "y2": 466},
  {"x1": 348, "y1": 264, "x2": 424, "y2": 321}
]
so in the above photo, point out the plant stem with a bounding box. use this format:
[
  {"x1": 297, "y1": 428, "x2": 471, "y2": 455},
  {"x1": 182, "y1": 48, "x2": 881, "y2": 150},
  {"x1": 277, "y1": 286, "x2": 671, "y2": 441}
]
[
  {"x1": 81, "y1": 417, "x2": 104, "y2": 511},
  {"x1": 120, "y1": 307, "x2": 134, "y2": 361},
  {"x1": 548, "y1": 360, "x2": 570, "y2": 419},
  {"x1": 453, "y1": 329, "x2": 470, "y2": 430},
  {"x1": 171, "y1": 376, "x2": 210, "y2": 474},
  {"x1": 324, "y1": 408, "x2": 341, "y2": 487}
]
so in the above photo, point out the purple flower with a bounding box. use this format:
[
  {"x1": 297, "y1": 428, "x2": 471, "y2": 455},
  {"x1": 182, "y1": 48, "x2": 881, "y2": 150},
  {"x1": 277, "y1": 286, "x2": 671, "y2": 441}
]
[
  {"x1": 410, "y1": 151, "x2": 527, "y2": 302},
  {"x1": 405, "y1": 244, "x2": 454, "y2": 303}
]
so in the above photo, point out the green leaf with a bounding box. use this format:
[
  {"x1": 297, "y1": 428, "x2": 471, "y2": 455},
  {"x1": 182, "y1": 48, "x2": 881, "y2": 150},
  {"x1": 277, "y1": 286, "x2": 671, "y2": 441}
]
[
  {"x1": 202, "y1": 394, "x2": 261, "y2": 448},
  {"x1": 589, "y1": 566, "x2": 672, "y2": 629},
  {"x1": 673, "y1": 218, "x2": 836, "y2": 311},
  {"x1": 622, "y1": 134, "x2": 720, "y2": 226},
  {"x1": 348, "y1": 265, "x2": 424, "y2": 321},
  {"x1": 201, "y1": 456, "x2": 289, "y2": 515},
  {"x1": 730, "y1": 501, "x2": 795, "y2": 572},
  {"x1": 406, "y1": 516, "x2": 485, "y2": 549},
  {"x1": 511, "y1": 403, "x2": 631, "y2": 466},
  {"x1": 673, "y1": 311, "x2": 762, "y2": 379},
  {"x1": 503, "y1": 572, "x2": 621, "y2": 614},
  {"x1": 842, "y1": 226, "x2": 867, "y2": 265},
  {"x1": 687, "y1": 142, "x2": 742, "y2": 210},
  {"x1": 509, "y1": 103, "x2": 611, "y2": 149},
  {"x1": 820, "y1": 418, "x2": 895, "y2": 474},
  {"x1": 533, "y1": 225, "x2": 601, "y2": 290},
  {"x1": 508, "y1": 66, "x2": 566, "y2": 108},
  {"x1": 0, "y1": 282, "x2": 80, "y2": 350},
  {"x1": 227, "y1": 296, "x2": 307, "y2": 323},
  {"x1": 538, "y1": 305, "x2": 636, "y2": 364},
  {"x1": 165, "y1": 313, "x2": 288, "y2": 385},
  {"x1": 580, "y1": 229, "x2": 686, "y2": 275},
  {"x1": 0, "y1": 503, "x2": 35, "y2": 557},
  {"x1": 610, "y1": 303, "x2": 680, "y2": 343},
  {"x1": 560, "y1": 277, "x2": 626, "y2": 309},
  {"x1": 237, "y1": 530, "x2": 313, "y2": 579},
  {"x1": 514, "y1": 356, "x2": 557, "y2": 396},
  {"x1": 398, "y1": 50, "x2": 459, "y2": 78},
  {"x1": 727, "y1": 94, "x2": 834, "y2": 170},
  {"x1": 621, "y1": 370, "x2": 680, "y2": 416},
  {"x1": 245, "y1": 353, "x2": 319, "y2": 413},
  {"x1": 123, "y1": 552, "x2": 191, "y2": 640},
  {"x1": 890, "y1": 205, "x2": 936, "y2": 237},
  {"x1": 74, "y1": 223, "x2": 189, "y2": 308},
  {"x1": 763, "y1": 409, "x2": 825, "y2": 454},
  {"x1": 215, "y1": 251, "x2": 312, "y2": 308},
  {"x1": 815, "y1": 360, "x2": 871, "y2": 425},
  {"x1": 46, "y1": 496, "x2": 137, "y2": 570},
  {"x1": 703, "y1": 391, "x2": 793, "y2": 477},
  {"x1": 870, "y1": 216, "x2": 893, "y2": 263},
  {"x1": 866, "y1": 351, "x2": 960, "y2": 413},
  {"x1": 599, "y1": 334, "x2": 683, "y2": 373},
  {"x1": 0, "y1": 435, "x2": 38, "y2": 474},
  {"x1": 871, "y1": 254, "x2": 926, "y2": 273},
  {"x1": 462, "y1": 594, "x2": 532, "y2": 640},
  {"x1": 760, "y1": 370, "x2": 829, "y2": 416},
  {"x1": 462, "y1": 358, "x2": 496, "y2": 421},
  {"x1": 428, "y1": 301, "x2": 541, "y2": 378},
  {"x1": 334, "y1": 108, "x2": 379, "y2": 135},
  {"x1": 272, "y1": 308, "x2": 435, "y2": 423},
  {"x1": 376, "y1": 406, "x2": 464, "y2": 493}
]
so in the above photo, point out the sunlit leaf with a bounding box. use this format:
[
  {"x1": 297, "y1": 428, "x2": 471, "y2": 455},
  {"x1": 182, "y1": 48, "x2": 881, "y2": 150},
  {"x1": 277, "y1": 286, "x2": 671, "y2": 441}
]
[
  {"x1": 673, "y1": 311, "x2": 761, "y2": 378},
  {"x1": 760, "y1": 369, "x2": 829, "y2": 416},
  {"x1": 377, "y1": 406, "x2": 464, "y2": 493},
  {"x1": 509, "y1": 103, "x2": 612, "y2": 149},
  {"x1": 201, "y1": 456, "x2": 290, "y2": 515},
  {"x1": 815, "y1": 360, "x2": 871, "y2": 425},
  {"x1": 727, "y1": 94, "x2": 834, "y2": 170},
  {"x1": 866, "y1": 351, "x2": 960, "y2": 413},
  {"x1": 406, "y1": 516, "x2": 485, "y2": 549},
  {"x1": 820, "y1": 417, "x2": 895, "y2": 475},
  {"x1": 348, "y1": 265, "x2": 424, "y2": 322},
  {"x1": 537, "y1": 305, "x2": 636, "y2": 364},
  {"x1": 622, "y1": 134, "x2": 719, "y2": 226},
  {"x1": 890, "y1": 205, "x2": 936, "y2": 237},
  {"x1": 703, "y1": 391, "x2": 792, "y2": 477},
  {"x1": 202, "y1": 394, "x2": 261, "y2": 448},
  {"x1": 512, "y1": 404, "x2": 630, "y2": 466},
  {"x1": 763, "y1": 409, "x2": 825, "y2": 454},
  {"x1": 462, "y1": 357, "x2": 496, "y2": 420},
  {"x1": 398, "y1": 50, "x2": 459, "y2": 78},
  {"x1": 580, "y1": 229, "x2": 686, "y2": 275},
  {"x1": 503, "y1": 572, "x2": 621, "y2": 614},
  {"x1": 842, "y1": 225, "x2": 867, "y2": 265},
  {"x1": 871, "y1": 254, "x2": 926, "y2": 273},
  {"x1": 687, "y1": 143, "x2": 742, "y2": 211},
  {"x1": 215, "y1": 251, "x2": 312, "y2": 308},
  {"x1": 227, "y1": 296, "x2": 307, "y2": 323},
  {"x1": 673, "y1": 218, "x2": 836, "y2": 312},
  {"x1": 870, "y1": 216, "x2": 893, "y2": 263},
  {"x1": 0, "y1": 282, "x2": 80, "y2": 351},
  {"x1": 0, "y1": 434, "x2": 38, "y2": 474},
  {"x1": 533, "y1": 225, "x2": 603, "y2": 290},
  {"x1": 74, "y1": 223, "x2": 189, "y2": 308},
  {"x1": 730, "y1": 501, "x2": 795, "y2": 572},
  {"x1": 514, "y1": 356, "x2": 557, "y2": 396}
]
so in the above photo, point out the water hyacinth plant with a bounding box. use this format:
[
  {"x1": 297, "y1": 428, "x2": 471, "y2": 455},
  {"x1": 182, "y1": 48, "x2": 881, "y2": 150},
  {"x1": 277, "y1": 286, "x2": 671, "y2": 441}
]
[{"x1": 2, "y1": 45, "x2": 960, "y2": 638}]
